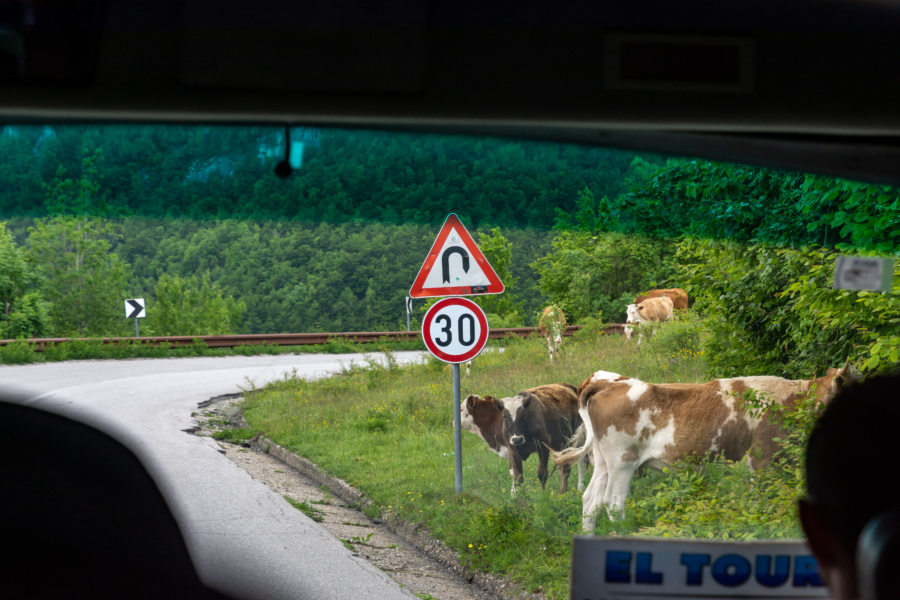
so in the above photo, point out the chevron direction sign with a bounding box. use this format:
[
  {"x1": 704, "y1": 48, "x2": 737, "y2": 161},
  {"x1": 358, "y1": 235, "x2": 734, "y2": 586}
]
[{"x1": 125, "y1": 298, "x2": 146, "y2": 319}]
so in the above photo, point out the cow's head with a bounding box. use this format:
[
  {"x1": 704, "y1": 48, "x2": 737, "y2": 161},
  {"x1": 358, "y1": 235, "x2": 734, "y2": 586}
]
[
  {"x1": 502, "y1": 391, "x2": 540, "y2": 447},
  {"x1": 816, "y1": 360, "x2": 862, "y2": 407},
  {"x1": 625, "y1": 303, "x2": 640, "y2": 324},
  {"x1": 460, "y1": 394, "x2": 501, "y2": 434}
]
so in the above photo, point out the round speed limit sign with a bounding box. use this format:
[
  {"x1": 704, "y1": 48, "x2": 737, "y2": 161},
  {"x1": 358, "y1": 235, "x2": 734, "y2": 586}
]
[{"x1": 421, "y1": 297, "x2": 489, "y2": 363}]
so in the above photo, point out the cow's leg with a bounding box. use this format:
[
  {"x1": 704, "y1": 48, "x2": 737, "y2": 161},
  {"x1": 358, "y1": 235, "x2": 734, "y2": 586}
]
[
  {"x1": 546, "y1": 336, "x2": 555, "y2": 363},
  {"x1": 509, "y1": 451, "x2": 524, "y2": 496},
  {"x1": 559, "y1": 461, "x2": 571, "y2": 493},
  {"x1": 536, "y1": 443, "x2": 549, "y2": 489},
  {"x1": 602, "y1": 458, "x2": 640, "y2": 520},
  {"x1": 581, "y1": 447, "x2": 608, "y2": 533},
  {"x1": 576, "y1": 455, "x2": 587, "y2": 492}
]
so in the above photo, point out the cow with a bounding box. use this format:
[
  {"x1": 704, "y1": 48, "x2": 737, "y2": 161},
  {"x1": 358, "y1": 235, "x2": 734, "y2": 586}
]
[
  {"x1": 460, "y1": 391, "x2": 589, "y2": 493},
  {"x1": 634, "y1": 288, "x2": 689, "y2": 310},
  {"x1": 624, "y1": 295, "x2": 674, "y2": 342},
  {"x1": 538, "y1": 305, "x2": 567, "y2": 362},
  {"x1": 554, "y1": 363, "x2": 858, "y2": 531},
  {"x1": 500, "y1": 383, "x2": 581, "y2": 493},
  {"x1": 460, "y1": 394, "x2": 509, "y2": 460}
]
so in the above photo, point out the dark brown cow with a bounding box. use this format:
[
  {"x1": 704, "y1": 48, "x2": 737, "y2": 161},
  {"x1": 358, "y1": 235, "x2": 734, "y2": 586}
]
[
  {"x1": 500, "y1": 383, "x2": 581, "y2": 493},
  {"x1": 634, "y1": 288, "x2": 689, "y2": 310},
  {"x1": 555, "y1": 364, "x2": 858, "y2": 530},
  {"x1": 460, "y1": 392, "x2": 588, "y2": 493}
]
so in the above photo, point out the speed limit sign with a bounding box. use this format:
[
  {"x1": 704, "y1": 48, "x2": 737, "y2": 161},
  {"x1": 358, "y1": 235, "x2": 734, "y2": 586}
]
[{"x1": 421, "y1": 297, "x2": 489, "y2": 363}]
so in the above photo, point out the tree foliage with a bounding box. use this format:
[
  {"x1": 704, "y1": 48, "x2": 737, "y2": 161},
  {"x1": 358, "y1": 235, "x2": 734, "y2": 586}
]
[
  {"x1": 147, "y1": 271, "x2": 245, "y2": 336},
  {"x1": 0, "y1": 222, "x2": 49, "y2": 338},
  {"x1": 25, "y1": 216, "x2": 130, "y2": 336},
  {"x1": 532, "y1": 231, "x2": 674, "y2": 323}
]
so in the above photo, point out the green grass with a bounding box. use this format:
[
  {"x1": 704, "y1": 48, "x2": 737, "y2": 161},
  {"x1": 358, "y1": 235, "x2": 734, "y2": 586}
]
[
  {"x1": 237, "y1": 321, "x2": 806, "y2": 598},
  {"x1": 212, "y1": 427, "x2": 258, "y2": 443},
  {"x1": 283, "y1": 496, "x2": 326, "y2": 522}
]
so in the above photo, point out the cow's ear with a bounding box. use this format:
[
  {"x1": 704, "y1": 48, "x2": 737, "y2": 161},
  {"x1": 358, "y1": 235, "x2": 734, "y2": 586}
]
[
  {"x1": 522, "y1": 393, "x2": 532, "y2": 408},
  {"x1": 465, "y1": 395, "x2": 476, "y2": 409},
  {"x1": 493, "y1": 398, "x2": 504, "y2": 413}
]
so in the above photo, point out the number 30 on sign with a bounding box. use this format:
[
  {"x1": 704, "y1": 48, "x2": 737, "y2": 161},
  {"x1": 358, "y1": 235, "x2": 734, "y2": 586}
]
[{"x1": 421, "y1": 297, "x2": 490, "y2": 364}]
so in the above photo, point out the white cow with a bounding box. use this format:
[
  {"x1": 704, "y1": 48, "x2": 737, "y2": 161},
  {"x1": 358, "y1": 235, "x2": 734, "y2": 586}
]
[{"x1": 624, "y1": 295, "x2": 674, "y2": 342}]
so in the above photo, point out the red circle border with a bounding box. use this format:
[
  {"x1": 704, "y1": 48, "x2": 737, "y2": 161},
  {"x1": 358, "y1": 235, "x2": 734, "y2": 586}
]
[{"x1": 421, "y1": 297, "x2": 489, "y2": 363}]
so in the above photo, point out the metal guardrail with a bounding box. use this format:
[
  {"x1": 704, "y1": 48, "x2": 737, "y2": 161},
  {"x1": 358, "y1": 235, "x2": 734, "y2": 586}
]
[{"x1": 0, "y1": 324, "x2": 625, "y2": 352}]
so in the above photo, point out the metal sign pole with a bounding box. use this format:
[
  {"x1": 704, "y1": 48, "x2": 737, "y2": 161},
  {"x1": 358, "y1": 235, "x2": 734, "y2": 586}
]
[
  {"x1": 452, "y1": 362, "x2": 463, "y2": 493},
  {"x1": 135, "y1": 317, "x2": 140, "y2": 338},
  {"x1": 405, "y1": 296, "x2": 412, "y2": 331}
]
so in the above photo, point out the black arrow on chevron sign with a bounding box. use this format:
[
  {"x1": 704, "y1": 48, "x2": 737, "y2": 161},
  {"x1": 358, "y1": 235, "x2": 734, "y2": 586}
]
[{"x1": 126, "y1": 299, "x2": 144, "y2": 319}]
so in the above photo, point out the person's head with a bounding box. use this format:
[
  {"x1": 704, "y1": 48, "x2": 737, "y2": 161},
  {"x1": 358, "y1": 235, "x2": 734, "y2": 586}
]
[{"x1": 799, "y1": 371, "x2": 900, "y2": 600}]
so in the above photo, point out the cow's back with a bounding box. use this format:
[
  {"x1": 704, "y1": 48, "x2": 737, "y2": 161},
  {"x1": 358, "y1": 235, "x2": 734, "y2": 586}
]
[
  {"x1": 636, "y1": 296, "x2": 674, "y2": 322},
  {"x1": 635, "y1": 288, "x2": 689, "y2": 310},
  {"x1": 525, "y1": 383, "x2": 580, "y2": 440},
  {"x1": 584, "y1": 378, "x2": 755, "y2": 465}
]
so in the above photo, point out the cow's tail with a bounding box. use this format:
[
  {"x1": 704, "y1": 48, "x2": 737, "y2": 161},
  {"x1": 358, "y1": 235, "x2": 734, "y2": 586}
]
[{"x1": 553, "y1": 407, "x2": 594, "y2": 468}]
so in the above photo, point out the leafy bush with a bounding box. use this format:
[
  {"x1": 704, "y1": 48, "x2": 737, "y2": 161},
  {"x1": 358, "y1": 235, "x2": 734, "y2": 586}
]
[
  {"x1": 675, "y1": 238, "x2": 899, "y2": 378},
  {"x1": 532, "y1": 230, "x2": 674, "y2": 323},
  {"x1": 0, "y1": 340, "x2": 41, "y2": 364}
]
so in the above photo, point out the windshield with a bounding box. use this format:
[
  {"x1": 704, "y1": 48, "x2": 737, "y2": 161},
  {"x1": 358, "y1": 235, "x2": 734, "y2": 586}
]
[{"x1": 1, "y1": 123, "x2": 897, "y2": 599}]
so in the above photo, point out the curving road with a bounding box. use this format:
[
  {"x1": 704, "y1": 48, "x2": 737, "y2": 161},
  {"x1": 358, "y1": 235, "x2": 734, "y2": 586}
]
[{"x1": 1, "y1": 352, "x2": 426, "y2": 600}]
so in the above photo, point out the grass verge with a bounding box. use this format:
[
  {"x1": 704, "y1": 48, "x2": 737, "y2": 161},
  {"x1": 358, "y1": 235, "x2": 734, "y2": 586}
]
[{"x1": 240, "y1": 320, "x2": 812, "y2": 599}]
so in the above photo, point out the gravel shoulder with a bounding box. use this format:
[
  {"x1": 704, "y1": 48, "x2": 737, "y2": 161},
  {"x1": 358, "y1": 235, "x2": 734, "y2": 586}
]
[{"x1": 191, "y1": 394, "x2": 537, "y2": 600}]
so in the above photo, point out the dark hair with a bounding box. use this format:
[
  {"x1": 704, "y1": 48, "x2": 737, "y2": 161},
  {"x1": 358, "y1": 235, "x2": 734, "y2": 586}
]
[{"x1": 805, "y1": 372, "x2": 900, "y2": 553}]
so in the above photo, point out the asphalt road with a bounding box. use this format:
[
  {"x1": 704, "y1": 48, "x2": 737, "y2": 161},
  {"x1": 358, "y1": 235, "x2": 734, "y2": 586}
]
[{"x1": 1, "y1": 352, "x2": 427, "y2": 600}]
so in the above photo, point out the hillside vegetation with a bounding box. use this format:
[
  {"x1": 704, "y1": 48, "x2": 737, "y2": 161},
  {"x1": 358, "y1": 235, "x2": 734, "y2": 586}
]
[{"x1": 0, "y1": 124, "x2": 897, "y2": 375}]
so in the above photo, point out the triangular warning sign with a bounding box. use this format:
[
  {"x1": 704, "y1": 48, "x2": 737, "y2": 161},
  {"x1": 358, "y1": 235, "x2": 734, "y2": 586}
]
[{"x1": 409, "y1": 214, "x2": 505, "y2": 298}]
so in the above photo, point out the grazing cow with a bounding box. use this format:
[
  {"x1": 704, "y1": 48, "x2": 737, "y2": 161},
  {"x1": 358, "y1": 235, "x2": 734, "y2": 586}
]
[
  {"x1": 634, "y1": 288, "x2": 689, "y2": 310},
  {"x1": 624, "y1": 296, "x2": 674, "y2": 341},
  {"x1": 460, "y1": 394, "x2": 508, "y2": 459},
  {"x1": 460, "y1": 391, "x2": 589, "y2": 493},
  {"x1": 501, "y1": 383, "x2": 581, "y2": 493},
  {"x1": 538, "y1": 305, "x2": 567, "y2": 362},
  {"x1": 555, "y1": 363, "x2": 858, "y2": 531}
]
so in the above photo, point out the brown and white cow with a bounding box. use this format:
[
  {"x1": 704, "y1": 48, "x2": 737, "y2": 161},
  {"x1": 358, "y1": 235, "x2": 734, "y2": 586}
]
[
  {"x1": 624, "y1": 296, "x2": 674, "y2": 341},
  {"x1": 500, "y1": 383, "x2": 581, "y2": 493},
  {"x1": 538, "y1": 305, "x2": 567, "y2": 362},
  {"x1": 554, "y1": 363, "x2": 857, "y2": 531},
  {"x1": 461, "y1": 390, "x2": 589, "y2": 493},
  {"x1": 634, "y1": 288, "x2": 689, "y2": 310}
]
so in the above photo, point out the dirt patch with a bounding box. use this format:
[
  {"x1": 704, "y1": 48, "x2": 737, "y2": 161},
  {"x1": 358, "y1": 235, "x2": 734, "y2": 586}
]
[{"x1": 192, "y1": 394, "x2": 540, "y2": 600}]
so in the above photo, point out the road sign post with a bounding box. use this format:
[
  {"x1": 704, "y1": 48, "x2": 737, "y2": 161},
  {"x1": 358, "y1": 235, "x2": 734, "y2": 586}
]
[
  {"x1": 412, "y1": 214, "x2": 504, "y2": 494},
  {"x1": 125, "y1": 298, "x2": 146, "y2": 337},
  {"x1": 421, "y1": 297, "x2": 490, "y2": 493}
]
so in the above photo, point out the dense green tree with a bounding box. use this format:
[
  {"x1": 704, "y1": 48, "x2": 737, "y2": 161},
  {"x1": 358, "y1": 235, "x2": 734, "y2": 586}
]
[
  {"x1": 472, "y1": 228, "x2": 523, "y2": 324},
  {"x1": 675, "y1": 238, "x2": 899, "y2": 377},
  {"x1": 25, "y1": 216, "x2": 130, "y2": 336},
  {"x1": 532, "y1": 231, "x2": 674, "y2": 323},
  {"x1": 0, "y1": 222, "x2": 49, "y2": 338},
  {"x1": 146, "y1": 271, "x2": 245, "y2": 336}
]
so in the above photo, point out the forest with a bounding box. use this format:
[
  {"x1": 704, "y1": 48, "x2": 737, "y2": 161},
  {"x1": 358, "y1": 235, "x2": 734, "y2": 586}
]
[{"x1": 0, "y1": 124, "x2": 898, "y2": 377}]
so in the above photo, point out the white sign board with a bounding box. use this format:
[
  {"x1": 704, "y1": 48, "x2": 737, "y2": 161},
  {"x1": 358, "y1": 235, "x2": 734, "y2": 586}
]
[
  {"x1": 571, "y1": 537, "x2": 829, "y2": 599},
  {"x1": 124, "y1": 298, "x2": 146, "y2": 319},
  {"x1": 421, "y1": 297, "x2": 489, "y2": 363},
  {"x1": 834, "y1": 255, "x2": 894, "y2": 293}
]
